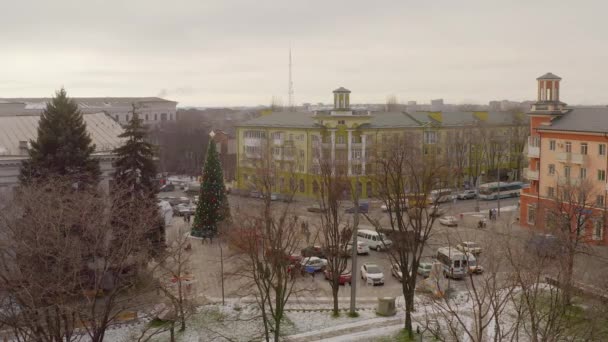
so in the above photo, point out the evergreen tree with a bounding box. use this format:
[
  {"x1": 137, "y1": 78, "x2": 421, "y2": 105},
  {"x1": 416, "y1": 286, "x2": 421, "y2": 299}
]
[
  {"x1": 19, "y1": 88, "x2": 100, "y2": 187},
  {"x1": 112, "y1": 105, "x2": 165, "y2": 254},
  {"x1": 113, "y1": 105, "x2": 158, "y2": 198},
  {"x1": 192, "y1": 133, "x2": 230, "y2": 239}
]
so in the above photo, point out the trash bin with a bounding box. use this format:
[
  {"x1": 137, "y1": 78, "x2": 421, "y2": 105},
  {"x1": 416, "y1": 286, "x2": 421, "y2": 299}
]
[{"x1": 376, "y1": 297, "x2": 396, "y2": 316}]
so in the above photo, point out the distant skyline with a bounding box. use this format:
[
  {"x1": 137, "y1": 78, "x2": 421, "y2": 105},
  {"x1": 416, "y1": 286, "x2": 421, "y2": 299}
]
[{"x1": 1, "y1": 1, "x2": 607, "y2": 107}]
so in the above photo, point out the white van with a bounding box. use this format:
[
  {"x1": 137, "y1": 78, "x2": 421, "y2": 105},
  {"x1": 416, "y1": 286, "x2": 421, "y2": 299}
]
[
  {"x1": 357, "y1": 229, "x2": 392, "y2": 251},
  {"x1": 436, "y1": 247, "x2": 467, "y2": 279}
]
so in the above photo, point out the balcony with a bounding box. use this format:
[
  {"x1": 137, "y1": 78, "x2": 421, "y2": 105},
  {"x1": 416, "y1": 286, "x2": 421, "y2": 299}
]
[
  {"x1": 527, "y1": 136, "x2": 540, "y2": 158},
  {"x1": 524, "y1": 168, "x2": 539, "y2": 181},
  {"x1": 556, "y1": 152, "x2": 585, "y2": 164},
  {"x1": 351, "y1": 142, "x2": 362, "y2": 149}
]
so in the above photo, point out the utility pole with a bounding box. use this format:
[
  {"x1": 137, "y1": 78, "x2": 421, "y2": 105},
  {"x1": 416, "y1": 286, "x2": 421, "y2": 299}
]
[{"x1": 349, "y1": 179, "x2": 360, "y2": 316}]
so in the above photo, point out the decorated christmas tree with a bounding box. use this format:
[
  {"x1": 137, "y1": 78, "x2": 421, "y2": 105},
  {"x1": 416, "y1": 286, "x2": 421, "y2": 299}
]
[{"x1": 192, "y1": 132, "x2": 230, "y2": 239}]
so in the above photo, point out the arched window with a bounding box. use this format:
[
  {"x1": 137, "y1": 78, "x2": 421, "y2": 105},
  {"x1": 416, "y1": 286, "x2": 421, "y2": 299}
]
[{"x1": 299, "y1": 179, "x2": 305, "y2": 193}]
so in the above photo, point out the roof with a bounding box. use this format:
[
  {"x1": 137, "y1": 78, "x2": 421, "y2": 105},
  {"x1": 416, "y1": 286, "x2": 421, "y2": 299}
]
[
  {"x1": 537, "y1": 72, "x2": 561, "y2": 80},
  {"x1": 0, "y1": 112, "x2": 124, "y2": 156},
  {"x1": 238, "y1": 110, "x2": 526, "y2": 129},
  {"x1": 538, "y1": 107, "x2": 608, "y2": 134},
  {"x1": 0, "y1": 97, "x2": 177, "y2": 108},
  {"x1": 332, "y1": 87, "x2": 351, "y2": 93}
]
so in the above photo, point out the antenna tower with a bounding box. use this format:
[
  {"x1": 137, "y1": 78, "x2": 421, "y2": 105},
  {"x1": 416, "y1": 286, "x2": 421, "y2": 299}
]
[{"x1": 288, "y1": 48, "x2": 294, "y2": 109}]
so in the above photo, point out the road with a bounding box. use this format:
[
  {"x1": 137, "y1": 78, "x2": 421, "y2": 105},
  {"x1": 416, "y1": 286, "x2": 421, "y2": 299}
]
[{"x1": 161, "y1": 190, "x2": 521, "y2": 300}]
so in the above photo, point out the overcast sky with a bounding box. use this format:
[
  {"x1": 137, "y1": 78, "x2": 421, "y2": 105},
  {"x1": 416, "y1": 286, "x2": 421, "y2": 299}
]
[{"x1": 1, "y1": 0, "x2": 606, "y2": 107}]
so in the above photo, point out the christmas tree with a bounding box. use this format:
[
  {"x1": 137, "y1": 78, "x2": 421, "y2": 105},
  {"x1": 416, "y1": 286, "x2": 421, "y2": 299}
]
[
  {"x1": 19, "y1": 88, "x2": 100, "y2": 187},
  {"x1": 192, "y1": 132, "x2": 230, "y2": 239}
]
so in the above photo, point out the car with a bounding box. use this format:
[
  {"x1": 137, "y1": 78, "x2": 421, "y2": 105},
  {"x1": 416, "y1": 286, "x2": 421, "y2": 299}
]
[
  {"x1": 300, "y1": 256, "x2": 328, "y2": 272},
  {"x1": 438, "y1": 216, "x2": 458, "y2": 227},
  {"x1": 347, "y1": 241, "x2": 370, "y2": 255},
  {"x1": 159, "y1": 183, "x2": 175, "y2": 192},
  {"x1": 301, "y1": 246, "x2": 326, "y2": 259},
  {"x1": 456, "y1": 241, "x2": 482, "y2": 255},
  {"x1": 361, "y1": 263, "x2": 385, "y2": 285},
  {"x1": 261, "y1": 193, "x2": 279, "y2": 201},
  {"x1": 307, "y1": 204, "x2": 327, "y2": 213},
  {"x1": 323, "y1": 270, "x2": 352, "y2": 285},
  {"x1": 174, "y1": 203, "x2": 195, "y2": 216},
  {"x1": 417, "y1": 262, "x2": 433, "y2": 278},
  {"x1": 345, "y1": 202, "x2": 369, "y2": 214},
  {"x1": 391, "y1": 263, "x2": 403, "y2": 282},
  {"x1": 457, "y1": 190, "x2": 476, "y2": 200}
]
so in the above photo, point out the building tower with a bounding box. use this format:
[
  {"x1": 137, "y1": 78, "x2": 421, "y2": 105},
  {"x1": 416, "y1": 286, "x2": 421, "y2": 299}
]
[
  {"x1": 333, "y1": 87, "x2": 351, "y2": 111},
  {"x1": 532, "y1": 72, "x2": 566, "y2": 113},
  {"x1": 288, "y1": 48, "x2": 294, "y2": 110}
]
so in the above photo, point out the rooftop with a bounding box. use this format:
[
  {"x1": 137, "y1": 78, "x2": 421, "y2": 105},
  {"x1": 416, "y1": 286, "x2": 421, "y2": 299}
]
[
  {"x1": 0, "y1": 112, "x2": 124, "y2": 156},
  {"x1": 332, "y1": 87, "x2": 351, "y2": 93},
  {"x1": 0, "y1": 97, "x2": 177, "y2": 109},
  {"x1": 537, "y1": 107, "x2": 608, "y2": 134},
  {"x1": 537, "y1": 72, "x2": 562, "y2": 80}
]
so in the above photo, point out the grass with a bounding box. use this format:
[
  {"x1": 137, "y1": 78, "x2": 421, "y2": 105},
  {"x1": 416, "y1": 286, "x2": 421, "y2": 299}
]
[
  {"x1": 347, "y1": 311, "x2": 360, "y2": 318},
  {"x1": 148, "y1": 318, "x2": 170, "y2": 328},
  {"x1": 375, "y1": 329, "x2": 422, "y2": 342}
]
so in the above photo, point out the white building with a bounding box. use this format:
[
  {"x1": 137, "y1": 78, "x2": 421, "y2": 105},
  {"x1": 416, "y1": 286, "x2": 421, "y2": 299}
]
[
  {"x1": 0, "y1": 112, "x2": 124, "y2": 196},
  {"x1": 0, "y1": 97, "x2": 177, "y2": 126}
]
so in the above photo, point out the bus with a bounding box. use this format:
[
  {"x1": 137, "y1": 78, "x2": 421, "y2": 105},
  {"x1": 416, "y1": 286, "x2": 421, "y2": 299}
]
[
  {"x1": 478, "y1": 182, "x2": 523, "y2": 200},
  {"x1": 436, "y1": 247, "x2": 467, "y2": 279},
  {"x1": 429, "y1": 188, "x2": 455, "y2": 204}
]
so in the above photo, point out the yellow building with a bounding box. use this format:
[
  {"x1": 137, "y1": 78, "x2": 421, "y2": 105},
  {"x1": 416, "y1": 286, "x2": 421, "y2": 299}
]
[{"x1": 236, "y1": 87, "x2": 527, "y2": 199}]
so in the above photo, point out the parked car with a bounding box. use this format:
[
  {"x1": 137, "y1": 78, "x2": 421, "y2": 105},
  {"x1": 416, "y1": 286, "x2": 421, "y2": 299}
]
[
  {"x1": 391, "y1": 263, "x2": 404, "y2": 282},
  {"x1": 457, "y1": 190, "x2": 477, "y2": 200},
  {"x1": 464, "y1": 254, "x2": 484, "y2": 274},
  {"x1": 438, "y1": 216, "x2": 458, "y2": 227},
  {"x1": 300, "y1": 256, "x2": 328, "y2": 272},
  {"x1": 347, "y1": 241, "x2": 370, "y2": 255},
  {"x1": 417, "y1": 262, "x2": 433, "y2": 278},
  {"x1": 360, "y1": 263, "x2": 385, "y2": 285},
  {"x1": 159, "y1": 183, "x2": 175, "y2": 192},
  {"x1": 357, "y1": 229, "x2": 393, "y2": 251},
  {"x1": 323, "y1": 270, "x2": 352, "y2": 285},
  {"x1": 307, "y1": 204, "x2": 327, "y2": 213},
  {"x1": 456, "y1": 241, "x2": 482, "y2": 255},
  {"x1": 301, "y1": 246, "x2": 326, "y2": 259},
  {"x1": 261, "y1": 193, "x2": 279, "y2": 201},
  {"x1": 345, "y1": 202, "x2": 370, "y2": 214}
]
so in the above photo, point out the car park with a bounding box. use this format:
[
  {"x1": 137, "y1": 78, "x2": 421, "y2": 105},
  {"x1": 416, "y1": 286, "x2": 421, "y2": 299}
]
[
  {"x1": 360, "y1": 263, "x2": 385, "y2": 285},
  {"x1": 417, "y1": 262, "x2": 433, "y2": 278},
  {"x1": 347, "y1": 241, "x2": 370, "y2": 255},
  {"x1": 323, "y1": 270, "x2": 352, "y2": 285},
  {"x1": 456, "y1": 241, "x2": 482, "y2": 255},
  {"x1": 300, "y1": 256, "x2": 328, "y2": 272},
  {"x1": 438, "y1": 216, "x2": 458, "y2": 227},
  {"x1": 457, "y1": 190, "x2": 477, "y2": 200}
]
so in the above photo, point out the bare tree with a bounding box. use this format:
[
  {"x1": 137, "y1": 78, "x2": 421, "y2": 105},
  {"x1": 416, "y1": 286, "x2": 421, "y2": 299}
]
[
  {"x1": 0, "y1": 179, "x2": 159, "y2": 342},
  {"x1": 366, "y1": 133, "x2": 449, "y2": 338},
  {"x1": 317, "y1": 156, "x2": 352, "y2": 316}
]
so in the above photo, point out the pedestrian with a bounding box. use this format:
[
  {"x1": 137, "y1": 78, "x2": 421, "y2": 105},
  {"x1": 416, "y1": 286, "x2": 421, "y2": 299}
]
[
  {"x1": 305, "y1": 228, "x2": 311, "y2": 245},
  {"x1": 187, "y1": 213, "x2": 191, "y2": 223},
  {"x1": 301, "y1": 221, "x2": 306, "y2": 234},
  {"x1": 488, "y1": 209, "x2": 492, "y2": 221}
]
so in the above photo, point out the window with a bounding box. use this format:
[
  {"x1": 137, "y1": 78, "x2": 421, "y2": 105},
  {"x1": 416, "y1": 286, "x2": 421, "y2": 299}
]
[
  {"x1": 580, "y1": 167, "x2": 587, "y2": 179},
  {"x1": 271, "y1": 132, "x2": 282, "y2": 140},
  {"x1": 564, "y1": 165, "x2": 571, "y2": 178},
  {"x1": 549, "y1": 140, "x2": 556, "y2": 151},
  {"x1": 273, "y1": 147, "x2": 281, "y2": 156},
  {"x1": 338, "y1": 120, "x2": 345, "y2": 125},
  {"x1": 145, "y1": 114, "x2": 149, "y2": 121},
  {"x1": 366, "y1": 181, "x2": 373, "y2": 198},
  {"x1": 352, "y1": 164, "x2": 362, "y2": 175},
  {"x1": 352, "y1": 150, "x2": 362, "y2": 160},
  {"x1": 581, "y1": 143, "x2": 588, "y2": 155},
  {"x1": 600, "y1": 144, "x2": 606, "y2": 156},
  {"x1": 565, "y1": 141, "x2": 571, "y2": 153},
  {"x1": 336, "y1": 135, "x2": 345, "y2": 144},
  {"x1": 424, "y1": 131, "x2": 437, "y2": 144},
  {"x1": 599, "y1": 170, "x2": 606, "y2": 181},
  {"x1": 547, "y1": 187, "x2": 555, "y2": 198},
  {"x1": 126, "y1": 114, "x2": 130, "y2": 122},
  {"x1": 527, "y1": 205, "x2": 536, "y2": 225},
  {"x1": 597, "y1": 195, "x2": 605, "y2": 207},
  {"x1": 593, "y1": 220, "x2": 604, "y2": 241},
  {"x1": 115, "y1": 114, "x2": 119, "y2": 121},
  {"x1": 548, "y1": 164, "x2": 555, "y2": 175},
  {"x1": 289, "y1": 134, "x2": 294, "y2": 141}
]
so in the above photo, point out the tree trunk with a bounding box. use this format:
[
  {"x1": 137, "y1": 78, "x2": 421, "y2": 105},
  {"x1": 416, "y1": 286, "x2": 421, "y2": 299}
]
[
  {"x1": 404, "y1": 290, "x2": 415, "y2": 338},
  {"x1": 170, "y1": 325, "x2": 175, "y2": 342},
  {"x1": 332, "y1": 280, "x2": 339, "y2": 316}
]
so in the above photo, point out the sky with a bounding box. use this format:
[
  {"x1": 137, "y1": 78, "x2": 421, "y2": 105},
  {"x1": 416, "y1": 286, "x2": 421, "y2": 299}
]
[{"x1": 1, "y1": 0, "x2": 607, "y2": 107}]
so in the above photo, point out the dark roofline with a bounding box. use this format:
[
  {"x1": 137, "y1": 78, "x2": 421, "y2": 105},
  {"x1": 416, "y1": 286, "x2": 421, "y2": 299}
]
[{"x1": 536, "y1": 72, "x2": 561, "y2": 80}]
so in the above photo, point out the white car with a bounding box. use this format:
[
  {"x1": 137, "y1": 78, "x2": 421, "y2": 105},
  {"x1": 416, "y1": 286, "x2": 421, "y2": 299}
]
[
  {"x1": 360, "y1": 263, "x2": 385, "y2": 286},
  {"x1": 456, "y1": 241, "x2": 482, "y2": 255},
  {"x1": 300, "y1": 257, "x2": 328, "y2": 272},
  {"x1": 438, "y1": 216, "x2": 458, "y2": 227},
  {"x1": 347, "y1": 241, "x2": 370, "y2": 255}
]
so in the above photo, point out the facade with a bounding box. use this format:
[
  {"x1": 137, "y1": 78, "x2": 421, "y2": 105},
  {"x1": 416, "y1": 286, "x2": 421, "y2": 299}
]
[
  {"x1": 520, "y1": 73, "x2": 608, "y2": 245},
  {"x1": 236, "y1": 87, "x2": 528, "y2": 199},
  {"x1": 212, "y1": 129, "x2": 237, "y2": 182},
  {"x1": 0, "y1": 112, "x2": 124, "y2": 196},
  {"x1": 0, "y1": 97, "x2": 177, "y2": 126}
]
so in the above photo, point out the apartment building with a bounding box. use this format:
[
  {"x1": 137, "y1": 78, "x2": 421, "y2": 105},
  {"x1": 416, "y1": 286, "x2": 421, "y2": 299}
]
[
  {"x1": 236, "y1": 87, "x2": 527, "y2": 199},
  {"x1": 520, "y1": 73, "x2": 608, "y2": 245}
]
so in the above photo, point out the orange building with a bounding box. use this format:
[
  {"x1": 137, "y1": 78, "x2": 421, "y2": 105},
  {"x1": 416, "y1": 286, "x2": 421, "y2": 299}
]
[{"x1": 520, "y1": 73, "x2": 608, "y2": 245}]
